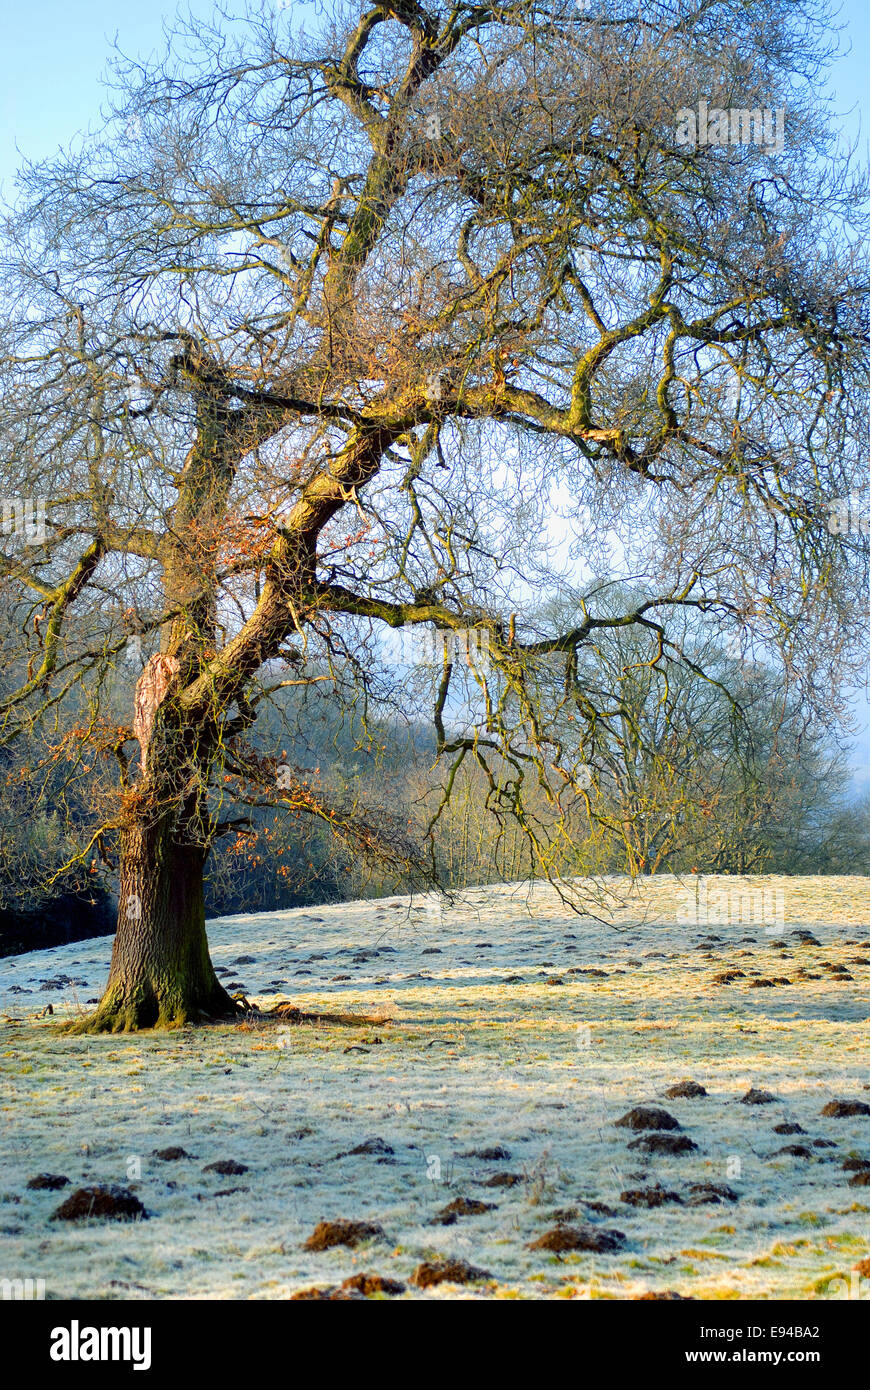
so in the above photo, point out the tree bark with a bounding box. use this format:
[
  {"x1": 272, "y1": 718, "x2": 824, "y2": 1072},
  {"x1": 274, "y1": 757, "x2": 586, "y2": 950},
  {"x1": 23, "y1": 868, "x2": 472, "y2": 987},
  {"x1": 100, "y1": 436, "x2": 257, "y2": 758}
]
[{"x1": 70, "y1": 814, "x2": 237, "y2": 1033}]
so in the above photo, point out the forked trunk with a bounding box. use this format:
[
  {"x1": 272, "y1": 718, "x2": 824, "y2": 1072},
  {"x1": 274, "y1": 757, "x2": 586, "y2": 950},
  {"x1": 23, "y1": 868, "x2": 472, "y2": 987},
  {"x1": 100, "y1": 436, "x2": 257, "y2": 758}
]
[{"x1": 71, "y1": 814, "x2": 237, "y2": 1033}]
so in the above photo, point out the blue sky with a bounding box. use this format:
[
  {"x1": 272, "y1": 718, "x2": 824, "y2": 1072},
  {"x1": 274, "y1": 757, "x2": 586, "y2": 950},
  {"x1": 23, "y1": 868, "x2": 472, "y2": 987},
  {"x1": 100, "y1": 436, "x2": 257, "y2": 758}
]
[
  {"x1": 2, "y1": 0, "x2": 867, "y2": 193},
  {"x1": 1, "y1": 0, "x2": 868, "y2": 788}
]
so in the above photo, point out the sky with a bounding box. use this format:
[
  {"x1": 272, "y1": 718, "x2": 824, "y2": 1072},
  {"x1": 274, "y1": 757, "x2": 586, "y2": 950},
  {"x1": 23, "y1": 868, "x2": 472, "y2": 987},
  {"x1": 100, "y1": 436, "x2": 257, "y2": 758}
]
[
  {"x1": 2, "y1": 0, "x2": 868, "y2": 194},
  {"x1": 0, "y1": 0, "x2": 868, "y2": 787}
]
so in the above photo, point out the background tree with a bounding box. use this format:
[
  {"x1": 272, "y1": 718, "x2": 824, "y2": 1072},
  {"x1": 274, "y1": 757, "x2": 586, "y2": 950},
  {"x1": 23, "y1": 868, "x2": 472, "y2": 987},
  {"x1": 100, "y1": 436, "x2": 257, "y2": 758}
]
[
  {"x1": 0, "y1": 0, "x2": 868, "y2": 1030},
  {"x1": 539, "y1": 594, "x2": 851, "y2": 875}
]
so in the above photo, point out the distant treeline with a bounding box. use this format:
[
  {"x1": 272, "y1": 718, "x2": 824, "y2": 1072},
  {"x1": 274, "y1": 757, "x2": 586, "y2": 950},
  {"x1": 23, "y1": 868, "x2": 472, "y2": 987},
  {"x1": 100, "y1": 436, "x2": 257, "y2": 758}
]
[{"x1": 2, "y1": 631, "x2": 868, "y2": 956}]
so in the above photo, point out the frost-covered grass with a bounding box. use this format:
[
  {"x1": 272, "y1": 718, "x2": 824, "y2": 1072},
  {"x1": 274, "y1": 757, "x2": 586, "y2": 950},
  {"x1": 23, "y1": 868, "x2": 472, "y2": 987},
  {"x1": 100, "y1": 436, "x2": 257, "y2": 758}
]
[{"x1": 1, "y1": 875, "x2": 869, "y2": 1300}]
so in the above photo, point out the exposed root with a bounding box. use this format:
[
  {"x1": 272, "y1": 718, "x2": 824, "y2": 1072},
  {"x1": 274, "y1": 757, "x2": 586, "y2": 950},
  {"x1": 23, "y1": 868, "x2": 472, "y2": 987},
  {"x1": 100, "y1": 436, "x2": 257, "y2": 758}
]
[
  {"x1": 268, "y1": 1002, "x2": 391, "y2": 1027},
  {"x1": 60, "y1": 989, "x2": 388, "y2": 1035}
]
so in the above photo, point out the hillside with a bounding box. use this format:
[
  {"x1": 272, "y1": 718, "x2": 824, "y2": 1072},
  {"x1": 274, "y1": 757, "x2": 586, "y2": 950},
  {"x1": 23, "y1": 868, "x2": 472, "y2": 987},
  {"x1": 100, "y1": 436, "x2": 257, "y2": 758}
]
[{"x1": 2, "y1": 875, "x2": 869, "y2": 1299}]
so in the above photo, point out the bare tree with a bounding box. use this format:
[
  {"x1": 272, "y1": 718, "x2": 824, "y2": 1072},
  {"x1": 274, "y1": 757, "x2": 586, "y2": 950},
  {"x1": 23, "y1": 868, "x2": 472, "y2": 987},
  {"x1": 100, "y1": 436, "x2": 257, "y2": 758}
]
[
  {"x1": 0, "y1": 0, "x2": 867, "y2": 1030},
  {"x1": 550, "y1": 600, "x2": 850, "y2": 875}
]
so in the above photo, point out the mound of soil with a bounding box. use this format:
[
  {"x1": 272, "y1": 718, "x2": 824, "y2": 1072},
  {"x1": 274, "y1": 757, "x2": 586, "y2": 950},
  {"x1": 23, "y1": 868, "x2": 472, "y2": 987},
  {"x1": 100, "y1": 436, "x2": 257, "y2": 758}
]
[
  {"x1": 202, "y1": 1159, "x2": 249, "y2": 1175},
  {"x1": 628, "y1": 1133, "x2": 698, "y2": 1156},
  {"x1": 410, "y1": 1258, "x2": 493, "y2": 1288},
  {"x1": 620, "y1": 1185, "x2": 683, "y2": 1209},
  {"x1": 303, "y1": 1219, "x2": 387, "y2": 1251},
  {"x1": 342, "y1": 1273, "x2": 406, "y2": 1296},
  {"x1": 26, "y1": 1173, "x2": 69, "y2": 1191},
  {"x1": 343, "y1": 1138, "x2": 394, "y2": 1157},
  {"x1": 614, "y1": 1106, "x2": 680, "y2": 1132},
  {"x1": 431, "y1": 1196, "x2": 497, "y2": 1225},
  {"x1": 687, "y1": 1182, "x2": 738, "y2": 1204},
  {"x1": 528, "y1": 1222, "x2": 625, "y2": 1253},
  {"x1": 740, "y1": 1088, "x2": 779, "y2": 1105},
  {"x1": 51, "y1": 1185, "x2": 147, "y2": 1222},
  {"x1": 821, "y1": 1099, "x2": 870, "y2": 1118}
]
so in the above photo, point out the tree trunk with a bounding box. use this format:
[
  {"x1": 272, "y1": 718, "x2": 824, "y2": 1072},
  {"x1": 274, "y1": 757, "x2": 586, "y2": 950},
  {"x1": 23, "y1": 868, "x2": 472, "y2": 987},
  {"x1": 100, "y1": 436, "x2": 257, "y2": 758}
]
[{"x1": 71, "y1": 814, "x2": 238, "y2": 1033}]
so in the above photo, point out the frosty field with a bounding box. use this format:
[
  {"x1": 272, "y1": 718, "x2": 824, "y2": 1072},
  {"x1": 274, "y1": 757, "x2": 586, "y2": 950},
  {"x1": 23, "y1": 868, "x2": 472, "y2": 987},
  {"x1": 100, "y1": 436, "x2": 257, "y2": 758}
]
[{"x1": 1, "y1": 874, "x2": 869, "y2": 1301}]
